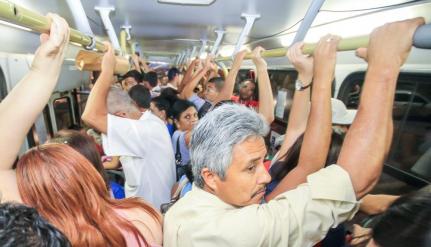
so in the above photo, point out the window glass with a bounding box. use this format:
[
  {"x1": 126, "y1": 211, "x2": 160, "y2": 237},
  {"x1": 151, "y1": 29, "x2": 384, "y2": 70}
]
[
  {"x1": 268, "y1": 70, "x2": 297, "y2": 121},
  {"x1": 53, "y1": 97, "x2": 73, "y2": 131},
  {"x1": 341, "y1": 73, "x2": 431, "y2": 183}
]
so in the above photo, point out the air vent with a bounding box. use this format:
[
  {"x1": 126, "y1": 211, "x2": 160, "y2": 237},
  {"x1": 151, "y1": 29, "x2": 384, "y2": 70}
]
[{"x1": 157, "y1": 0, "x2": 215, "y2": 5}]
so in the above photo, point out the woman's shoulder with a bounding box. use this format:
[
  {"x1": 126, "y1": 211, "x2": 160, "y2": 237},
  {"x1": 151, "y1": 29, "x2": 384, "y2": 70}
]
[
  {"x1": 116, "y1": 206, "x2": 163, "y2": 246},
  {"x1": 0, "y1": 170, "x2": 22, "y2": 203}
]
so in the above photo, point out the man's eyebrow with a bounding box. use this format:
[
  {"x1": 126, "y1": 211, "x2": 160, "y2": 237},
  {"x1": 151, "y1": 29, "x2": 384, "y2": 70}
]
[{"x1": 245, "y1": 157, "x2": 262, "y2": 165}]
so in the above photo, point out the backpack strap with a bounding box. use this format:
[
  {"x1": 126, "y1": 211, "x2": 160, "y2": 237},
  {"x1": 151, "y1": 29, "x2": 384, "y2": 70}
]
[{"x1": 175, "y1": 134, "x2": 182, "y2": 166}]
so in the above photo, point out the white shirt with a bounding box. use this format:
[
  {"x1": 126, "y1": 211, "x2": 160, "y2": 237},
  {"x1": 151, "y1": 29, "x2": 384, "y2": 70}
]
[
  {"x1": 151, "y1": 85, "x2": 161, "y2": 98},
  {"x1": 102, "y1": 111, "x2": 176, "y2": 209},
  {"x1": 164, "y1": 165, "x2": 359, "y2": 247},
  {"x1": 161, "y1": 83, "x2": 178, "y2": 90}
]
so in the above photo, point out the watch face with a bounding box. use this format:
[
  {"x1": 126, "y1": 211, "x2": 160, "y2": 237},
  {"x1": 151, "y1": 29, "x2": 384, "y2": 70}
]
[{"x1": 295, "y1": 80, "x2": 302, "y2": 91}]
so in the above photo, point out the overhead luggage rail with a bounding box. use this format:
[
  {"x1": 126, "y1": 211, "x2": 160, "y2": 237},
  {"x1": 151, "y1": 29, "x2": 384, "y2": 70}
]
[{"x1": 215, "y1": 23, "x2": 431, "y2": 62}]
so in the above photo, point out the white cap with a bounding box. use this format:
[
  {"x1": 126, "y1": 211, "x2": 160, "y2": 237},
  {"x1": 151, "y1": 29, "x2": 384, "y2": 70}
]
[{"x1": 331, "y1": 98, "x2": 357, "y2": 125}]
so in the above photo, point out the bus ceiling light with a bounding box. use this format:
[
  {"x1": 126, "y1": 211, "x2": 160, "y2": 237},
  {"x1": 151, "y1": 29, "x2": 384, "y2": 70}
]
[
  {"x1": 157, "y1": 0, "x2": 216, "y2": 5},
  {"x1": 218, "y1": 45, "x2": 235, "y2": 57}
]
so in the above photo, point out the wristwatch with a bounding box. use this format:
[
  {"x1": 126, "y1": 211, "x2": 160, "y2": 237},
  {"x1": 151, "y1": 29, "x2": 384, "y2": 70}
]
[{"x1": 295, "y1": 78, "x2": 312, "y2": 91}]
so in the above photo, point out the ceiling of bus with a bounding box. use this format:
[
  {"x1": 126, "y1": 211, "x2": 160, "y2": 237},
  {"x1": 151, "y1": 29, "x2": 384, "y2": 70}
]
[{"x1": 1, "y1": 0, "x2": 430, "y2": 63}]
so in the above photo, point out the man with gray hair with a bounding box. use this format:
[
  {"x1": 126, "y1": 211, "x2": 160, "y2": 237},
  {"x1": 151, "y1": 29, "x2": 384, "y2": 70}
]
[
  {"x1": 82, "y1": 43, "x2": 176, "y2": 209},
  {"x1": 163, "y1": 18, "x2": 424, "y2": 246}
]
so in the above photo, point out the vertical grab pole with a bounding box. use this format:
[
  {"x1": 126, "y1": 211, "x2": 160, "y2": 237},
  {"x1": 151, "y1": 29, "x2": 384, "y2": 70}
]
[
  {"x1": 291, "y1": 0, "x2": 326, "y2": 44},
  {"x1": 95, "y1": 6, "x2": 121, "y2": 51},
  {"x1": 211, "y1": 30, "x2": 225, "y2": 56},
  {"x1": 232, "y1": 13, "x2": 260, "y2": 58}
]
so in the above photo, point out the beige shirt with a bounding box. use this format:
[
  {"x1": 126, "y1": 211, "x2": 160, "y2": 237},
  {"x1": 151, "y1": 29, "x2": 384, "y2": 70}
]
[{"x1": 164, "y1": 165, "x2": 359, "y2": 247}]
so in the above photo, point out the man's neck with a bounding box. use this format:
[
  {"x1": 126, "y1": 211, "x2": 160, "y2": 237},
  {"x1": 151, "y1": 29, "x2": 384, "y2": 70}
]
[{"x1": 168, "y1": 81, "x2": 177, "y2": 88}]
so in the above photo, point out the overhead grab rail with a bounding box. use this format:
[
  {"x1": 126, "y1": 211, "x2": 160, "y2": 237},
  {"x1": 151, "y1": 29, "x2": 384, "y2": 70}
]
[
  {"x1": 120, "y1": 29, "x2": 128, "y2": 55},
  {"x1": 215, "y1": 23, "x2": 431, "y2": 62},
  {"x1": 0, "y1": 0, "x2": 130, "y2": 74},
  {"x1": 0, "y1": 0, "x2": 106, "y2": 52}
]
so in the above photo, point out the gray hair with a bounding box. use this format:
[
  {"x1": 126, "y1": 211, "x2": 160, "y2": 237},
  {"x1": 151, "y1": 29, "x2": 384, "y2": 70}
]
[
  {"x1": 190, "y1": 104, "x2": 269, "y2": 188},
  {"x1": 107, "y1": 86, "x2": 140, "y2": 115},
  {"x1": 208, "y1": 77, "x2": 225, "y2": 91}
]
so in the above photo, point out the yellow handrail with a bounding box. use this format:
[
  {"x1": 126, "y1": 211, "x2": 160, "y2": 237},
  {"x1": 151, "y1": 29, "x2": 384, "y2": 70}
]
[
  {"x1": 215, "y1": 35, "x2": 369, "y2": 61},
  {"x1": 0, "y1": 0, "x2": 107, "y2": 52}
]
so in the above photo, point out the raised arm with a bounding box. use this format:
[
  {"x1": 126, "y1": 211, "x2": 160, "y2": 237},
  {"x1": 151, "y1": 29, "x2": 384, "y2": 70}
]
[
  {"x1": 82, "y1": 43, "x2": 116, "y2": 134},
  {"x1": 277, "y1": 42, "x2": 313, "y2": 159},
  {"x1": 131, "y1": 54, "x2": 142, "y2": 73},
  {"x1": 250, "y1": 46, "x2": 274, "y2": 124},
  {"x1": 138, "y1": 56, "x2": 151, "y2": 73},
  {"x1": 337, "y1": 18, "x2": 425, "y2": 199},
  {"x1": 179, "y1": 56, "x2": 211, "y2": 99},
  {"x1": 215, "y1": 50, "x2": 247, "y2": 102},
  {"x1": 0, "y1": 14, "x2": 69, "y2": 170},
  {"x1": 178, "y1": 58, "x2": 199, "y2": 93},
  {"x1": 131, "y1": 54, "x2": 152, "y2": 74},
  {"x1": 266, "y1": 36, "x2": 338, "y2": 200}
]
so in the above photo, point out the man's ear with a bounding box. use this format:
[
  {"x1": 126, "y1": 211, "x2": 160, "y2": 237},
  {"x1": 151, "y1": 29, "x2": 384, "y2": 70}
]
[{"x1": 201, "y1": 168, "x2": 219, "y2": 192}]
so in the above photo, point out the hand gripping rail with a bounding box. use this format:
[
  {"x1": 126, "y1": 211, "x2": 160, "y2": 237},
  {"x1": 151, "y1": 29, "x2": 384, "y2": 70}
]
[{"x1": 215, "y1": 23, "x2": 431, "y2": 62}]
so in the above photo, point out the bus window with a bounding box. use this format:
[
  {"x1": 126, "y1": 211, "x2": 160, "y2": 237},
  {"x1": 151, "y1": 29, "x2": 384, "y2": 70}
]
[
  {"x1": 269, "y1": 70, "x2": 297, "y2": 121},
  {"x1": 53, "y1": 97, "x2": 73, "y2": 131},
  {"x1": 339, "y1": 72, "x2": 431, "y2": 186},
  {"x1": 389, "y1": 80, "x2": 431, "y2": 180}
]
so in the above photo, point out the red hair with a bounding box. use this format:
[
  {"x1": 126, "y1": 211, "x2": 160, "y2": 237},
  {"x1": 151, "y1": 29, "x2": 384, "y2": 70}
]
[{"x1": 16, "y1": 144, "x2": 161, "y2": 246}]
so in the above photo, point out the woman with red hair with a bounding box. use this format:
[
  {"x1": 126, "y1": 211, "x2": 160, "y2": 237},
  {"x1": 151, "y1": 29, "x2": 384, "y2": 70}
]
[{"x1": 16, "y1": 144, "x2": 162, "y2": 246}]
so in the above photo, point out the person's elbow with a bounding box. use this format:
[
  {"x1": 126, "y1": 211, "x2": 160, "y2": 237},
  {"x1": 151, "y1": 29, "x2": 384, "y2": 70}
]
[
  {"x1": 351, "y1": 171, "x2": 380, "y2": 199},
  {"x1": 260, "y1": 111, "x2": 274, "y2": 124},
  {"x1": 82, "y1": 112, "x2": 107, "y2": 134},
  {"x1": 265, "y1": 114, "x2": 275, "y2": 124},
  {"x1": 81, "y1": 111, "x2": 95, "y2": 127}
]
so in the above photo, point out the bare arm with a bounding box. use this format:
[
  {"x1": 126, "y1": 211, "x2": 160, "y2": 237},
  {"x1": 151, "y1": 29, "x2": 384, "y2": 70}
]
[
  {"x1": 131, "y1": 54, "x2": 142, "y2": 73},
  {"x1": 215, "y1": 50, "x2": 247, "y2": 102},
  {"x1": 0, "y1": 14, "x2": 69, "y2": 170},
  {"x1": 277, "y1": 42, "x2": 313, "y2": 159},
  {"x1": 338, "y1": 18, "x2": 424, "y2": 199},
  {"x1": 360, "y1": 194, "x2": 399, "y2": 215},
  {"x1": 201, "y1": 62, "x2": 219, "y2": 89},
  {"x1": 178, "y1": 58, "x2": 199, "y2": 93},
  {"x1": 266, "y1": 36, "x2": 338, "y2": 200},
  {"x1": 139, "y1": 56, "x2": 151, "y2": 73},
  {"x1": 250, "y1": 47, "x2": 274, "y2": 124},
  {"x1": 82, "y1": 43, "x2": 116, "y2": 134},
  {"x1": 179, "y1": 57, "x2": 211, "y2": 99}
]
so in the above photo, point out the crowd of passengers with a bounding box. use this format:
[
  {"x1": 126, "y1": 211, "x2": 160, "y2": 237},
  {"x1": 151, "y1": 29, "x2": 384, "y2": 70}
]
[{"x1": 0, "y1": 13, "x2": 430, "y2": 247}]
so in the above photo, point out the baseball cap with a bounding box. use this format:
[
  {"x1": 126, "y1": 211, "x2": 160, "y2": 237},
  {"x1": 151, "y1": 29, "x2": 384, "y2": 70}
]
[{"x1": 331, "y1": 98, "x2": 357, "y2": 125}]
